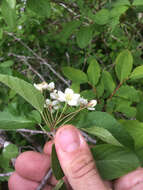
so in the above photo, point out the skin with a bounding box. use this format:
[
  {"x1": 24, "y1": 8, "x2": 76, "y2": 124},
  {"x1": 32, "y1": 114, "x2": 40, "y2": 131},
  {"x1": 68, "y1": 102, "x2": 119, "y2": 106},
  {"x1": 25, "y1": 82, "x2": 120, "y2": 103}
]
[{"x1": 8, "y1": 125, "x2": 143, "y2": 190}]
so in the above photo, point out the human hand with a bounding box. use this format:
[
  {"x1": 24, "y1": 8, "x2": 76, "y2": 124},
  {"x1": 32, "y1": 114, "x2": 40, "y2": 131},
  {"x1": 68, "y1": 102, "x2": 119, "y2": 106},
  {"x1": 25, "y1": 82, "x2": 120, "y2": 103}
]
[{"x1": 8, "y1": 125, "x2": 143, "y2": 190}]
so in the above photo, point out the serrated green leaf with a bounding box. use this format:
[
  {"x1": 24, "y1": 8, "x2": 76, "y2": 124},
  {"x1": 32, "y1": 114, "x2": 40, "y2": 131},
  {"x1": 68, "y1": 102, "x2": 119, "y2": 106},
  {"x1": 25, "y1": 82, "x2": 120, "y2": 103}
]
[
  {"x1": 130, "y1": 65, "x2": 143, "y2": 80},
  {"x1": 77, "y1": 111, "x2": 134, "y2": 149},
  {"x1": 115, "y1": 50, "x2": 133, "y2": 82},
  {"x1": 115, "y1": 85, "x2": 139, "y2": 102},
  {"x1": 81, "y1": 127, "x2": 123, "y2": 147},
  {"x1": 62, "y1": 67, "x2": 88, "y2": 84},
  {"x1": 1, "y1": 0, "x2": 17, "y2": 29},
  {"x1": 133, "y1": 0, "x2": 143, "y2": 5},
  {"x1": 91, "y1": 144, "x2": 140, "y2": 180},
  {"x1": 0, "y1": 60, "x2": 14, "y2": 68},
  {"x1": 27, "y1": 0, "x2": 51, "y2": 17},
  {"x1": 76, "y1": 26, "x2": 93, "y2": 48},
  {"x1": 102, "y1": 70, "x2": 115, "y2": 95},
  {"x1": 0, "y1": 111, "x2": 36, "y2": 130},
  {"x1": 87, "y1": 59, "x2": 101, "y2": 86},
  {"x1": 52, "y1": 144, "x2": 64, "y2": 180},
  {"x1": 120, "y1": 120, "x2": 143, "y2": 149},
  {"x1": 93, "y1": 9, "x2": 110, "y2": 25},
  {"x1": 0, "y1": 74, "x2": 44, "y2": 113}
]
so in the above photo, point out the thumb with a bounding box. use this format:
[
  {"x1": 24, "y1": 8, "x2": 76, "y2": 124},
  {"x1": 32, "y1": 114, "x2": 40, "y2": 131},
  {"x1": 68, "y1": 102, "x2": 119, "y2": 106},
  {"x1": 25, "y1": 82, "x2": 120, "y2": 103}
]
[{"x1": 55, "y1": 125, "x2": 107, "y2": 190}]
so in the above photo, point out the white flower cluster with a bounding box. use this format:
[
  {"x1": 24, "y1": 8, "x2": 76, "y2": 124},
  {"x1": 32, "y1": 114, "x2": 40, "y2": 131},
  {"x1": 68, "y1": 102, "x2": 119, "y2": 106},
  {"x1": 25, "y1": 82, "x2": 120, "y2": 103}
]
[{"x1": 34, "y1": 82, "x2": 97, "y2": 111}]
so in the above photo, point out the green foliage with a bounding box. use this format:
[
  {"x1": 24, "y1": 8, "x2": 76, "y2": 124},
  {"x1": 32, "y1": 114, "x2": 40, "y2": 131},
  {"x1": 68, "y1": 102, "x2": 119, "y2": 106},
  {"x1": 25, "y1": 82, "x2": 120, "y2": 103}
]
[
  {"x1": 102, "y1": 71, "x2": 115, "y2": 95},
  {"x1": 51, "y1": 145, "x2": 64, "y2": 180},
  {"x1": 1, "y1": 0, "x2": 17, "y2": 29},
  {"x1": 91, "y1": 144, "x2": 140, "y2": 180},
  {"x1": 27, "y1": 0, "x2": 51, "y2": 17},
  {"x1": 115, "y1": 50, "x2": 133, "y2": 82},
  {"x1": 130, "y1": 65, "x2": 143, "y2": 80},
  {"x1": 0, "y1": 0, "x2": 143, "y2": 185},
  {"x1": 87, "y1": 59, "x2": 101, "y2": 86},
  {"x1": 77, "y1": 111, "x2": 134, "y2": 149},
  {"x1": 0, "y1": 111, "x2": 36, "y2": 130},
  {"x1": 76, "y1": 26, "x2": 93, "y2": 49},
  {"x1": 81, "y1": 127, "x2": 123, "y2": 147},
  {"x1": 62, "y1": 67, "x2": 88, "y2": 84},
  {"x1": 0, "y1": 74, "x2": 44, "y2": 113}
]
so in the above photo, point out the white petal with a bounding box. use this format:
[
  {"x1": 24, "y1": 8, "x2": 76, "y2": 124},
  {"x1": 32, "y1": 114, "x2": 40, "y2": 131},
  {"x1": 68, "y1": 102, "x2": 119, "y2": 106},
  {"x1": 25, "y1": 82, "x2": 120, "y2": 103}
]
[
  {"x1": 73, "y1": 93, "x2": 80, "y2": 100},
  {"x1": 68, "y1": 99, "x2": 79, "y2": 106},
  {"x1": 65, "y1": 88, "x2": 74, "y2": 95},
  {"x1": 47, "y1": 82, "x2": 55, "y2": 91},
  {"x1": 58, "y1": 91, "x2": 65, "y2": 102}
]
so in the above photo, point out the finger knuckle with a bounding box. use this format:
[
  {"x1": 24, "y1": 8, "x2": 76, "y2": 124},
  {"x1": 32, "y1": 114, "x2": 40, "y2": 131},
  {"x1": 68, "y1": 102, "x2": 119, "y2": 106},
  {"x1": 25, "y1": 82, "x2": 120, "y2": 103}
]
[{"x1": 70, "y1": 154, "x2": 97, "y2": 180}]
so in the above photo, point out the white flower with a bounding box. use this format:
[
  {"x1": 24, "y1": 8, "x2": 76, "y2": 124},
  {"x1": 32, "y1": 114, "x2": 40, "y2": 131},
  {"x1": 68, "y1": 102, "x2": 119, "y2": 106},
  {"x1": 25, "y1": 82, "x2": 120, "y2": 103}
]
[
  {"x1": 18, "y1": 25, "x2": 22, "y2": 30},
  {"x1": 44, "y1": 99, "x2": 52, "y2": 108},
  {"x1": 52, "y1": 100, "x2": 60, "y2": 110},
  {"x1": 34, "y1": 82, "x2": 49, "y2": 92},
  {"x1": 87, "y1": 100, "x2": 97, "y2": 110},
  {"x1": 78, "y1": 97, "x2": 88, "y2": 106},
  {"x1": 47, "y1": 82, "x2": 55, "y2": 91},
  {"x1": 58, "y1": 88, "x2": 80, "y2": 106},
  {"x1": 50, "y1": 90, "x2": 59, "y2": 99}
]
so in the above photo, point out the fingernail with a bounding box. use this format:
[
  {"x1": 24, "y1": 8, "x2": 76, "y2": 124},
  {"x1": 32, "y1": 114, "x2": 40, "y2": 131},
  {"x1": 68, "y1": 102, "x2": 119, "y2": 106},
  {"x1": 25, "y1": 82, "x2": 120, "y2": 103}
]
[{"x1": 58, "y1": 128, "x2": 80, "y2": 152}]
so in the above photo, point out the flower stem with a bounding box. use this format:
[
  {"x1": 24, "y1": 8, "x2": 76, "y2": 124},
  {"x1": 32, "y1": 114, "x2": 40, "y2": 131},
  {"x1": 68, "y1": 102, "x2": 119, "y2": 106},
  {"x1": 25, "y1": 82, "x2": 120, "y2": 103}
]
[
  {"x1": 54, "y1": 106, "x2": 86, "y2": 127},
  {"x1": 54, "y1": 103, "x2": 67, "y2": 127}
]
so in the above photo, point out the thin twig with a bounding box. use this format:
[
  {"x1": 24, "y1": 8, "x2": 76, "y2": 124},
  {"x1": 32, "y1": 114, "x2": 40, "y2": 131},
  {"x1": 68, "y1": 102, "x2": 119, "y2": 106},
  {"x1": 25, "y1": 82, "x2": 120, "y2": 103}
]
[
  {"x1": 36, "y1": 168, "x2": 52, "y2": 190},
  {"x1": 80, "y1": 130, "x2": 97, "y2": 145},
  {"x1": 8, "y1": 53, "x2": 45, "y2": 81},
  {"x1": 5, "y1": 32, "x2": 70, "y2": 87},
  {"x1": 0, "y1": 172, "x2": 13, "y2": 177}
]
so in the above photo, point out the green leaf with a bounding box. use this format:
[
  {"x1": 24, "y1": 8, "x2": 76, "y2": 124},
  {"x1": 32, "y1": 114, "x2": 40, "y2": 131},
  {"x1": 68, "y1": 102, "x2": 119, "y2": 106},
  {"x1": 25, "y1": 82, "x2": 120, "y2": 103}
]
[
  {"x1": 2, "y1": 144, "x2": 18, "y2": 160},
  {"x1": 1, "y1": 0, "x2": 17, "y2": 29},
  {"x1": 58, "y1": 21, "x2": 81, "y2": 43},
  {"x1": 51, "y1": 144, "x2": 64, "y2": 180},
  {"x1": 112, "y1": 0, "x2": 130, "y2": 6},
  {"x1": 120, "y1": 120, "x2": 143, "y2": 149},
  {"x1": 115, "y1": 50, "x2": 133, "y2": 82},
  {"x1": 115, "y1": 105, "x2": 137, "y2": 118},
  {"x1": 87, "y1": 59, "x2": 101, "y2": 86},
  {"x1": 28, "y1": 110, "x2": 41, "y2": 124},
  {"x1": 81, "y1": 127, "x2": 123, "y2": 147},
  {"x1": 130, "y1": 65, "x2": 143, "y2": 80},
  {"x1": 133, "y1": 0, "x2": 143, "y2": 6},
  {"x1": 27, "y1": 0, "x2": 51, "y2": 17},
  {"x1": 70, "y1": 83, "x2": 80, "y2": 93},
  {"x1": 77, "y1": 111, "x2": 134, "y2": 148},
  {"x1": 0, "y1": 60, "x2": 14, "y2": 68},
  {"x1": 76, "y1": 26, "x2": 93, "y2": 48},
  {"x1": 80, "y1": 90, "x2": 95, "y2": 100},
  {"x1": 62, "y1": 67, "x2": 88, "y2": 84},
  {"x1": 93, "y1": 9, "x2": 110, "y2": 25},
  {"x1": 53, "y1": 179, "x2": 66, "y2": 190},
  {"x1": 115, "y1": 85, "x2": 139, "y2": 102},
  {"x1": 136, "y1": 102, "x2": 143, "y2": 122},
  {"x1": 0, "y1": 111, "x2": 36, "y2": 130},
  {"x1": 102, "y1": 71, "x2": 115, "y2": 95},
  {"x1": 96, "y1": 79, "x2": 104, "y2": 98},
  {"x1": 91, "y1": 144, "x2": 140, "y2": 180},
  {"x1": 0, "y1": 74, "x2": 44, "y2": 113}
]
